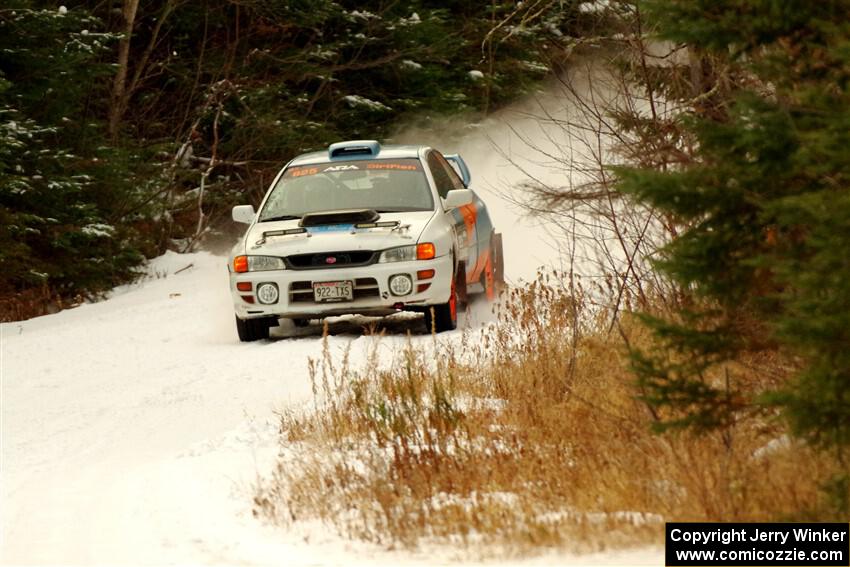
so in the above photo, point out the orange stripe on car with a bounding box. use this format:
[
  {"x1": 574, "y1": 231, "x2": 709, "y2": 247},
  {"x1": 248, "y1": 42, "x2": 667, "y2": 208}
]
[
  {"x1": 468, "y1": 247, "x2": 490, "y2": 283},
  {"x1": 466, "y1": 247, "x2": 496, "y2": 300},
  {"x1": 458, "y1": 203, "x2": 477, "y2": 241}
]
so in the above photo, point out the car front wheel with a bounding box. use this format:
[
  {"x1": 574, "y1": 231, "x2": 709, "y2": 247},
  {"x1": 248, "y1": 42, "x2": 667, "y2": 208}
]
[
  {"x1": 235, "y1": 315, "x2": 272, "y2": 342},
  {"x1": 423, "y1": 273, "x2": 458, "y2": 333}
]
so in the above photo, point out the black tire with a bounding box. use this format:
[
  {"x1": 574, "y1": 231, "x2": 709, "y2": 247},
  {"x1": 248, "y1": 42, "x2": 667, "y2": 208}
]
[
  {"x1": 292, "y1": 318, "x2": 310, "y2": 328},
  {"x1": 423, "y1": 271, "x2": 459, "y2": 333},
  {"x1": 455, "y1": 262, "x2": 468, "y2": 309},
  {"x1": 235, "y1": 315, "x2": 272, "y2": 342},
  {"x1": 492, "y1": 232, "x2": 505, "y2": 286}
]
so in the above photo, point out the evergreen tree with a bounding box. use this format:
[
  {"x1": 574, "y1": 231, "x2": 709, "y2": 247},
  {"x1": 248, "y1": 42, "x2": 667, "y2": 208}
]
[
  {"x1": 0, "y1": 4, "x2": 146, "y2": 302},
  {"x1": 616, "y1": 0, "x2": 850, "y2": 449}
]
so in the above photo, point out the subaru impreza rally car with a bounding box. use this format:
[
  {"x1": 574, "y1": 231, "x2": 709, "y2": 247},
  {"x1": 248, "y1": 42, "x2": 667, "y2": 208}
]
[{"x1": 228, "y1": 140, "x2": 504, "y2": 341}]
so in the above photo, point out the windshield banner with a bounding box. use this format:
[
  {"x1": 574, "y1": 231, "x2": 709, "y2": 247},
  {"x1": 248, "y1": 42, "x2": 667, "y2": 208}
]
[{"x1": 285, "y1": 160, "x2": 422, "y2": 178}]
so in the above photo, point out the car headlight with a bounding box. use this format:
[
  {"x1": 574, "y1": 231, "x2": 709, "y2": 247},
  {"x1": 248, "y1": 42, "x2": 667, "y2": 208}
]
[
  {"x1": 379, "y1": 245, "x2": 416, "y2": 263},
  {"x1": 233, "y1": 255, "x2": 286, "y2": 273}
]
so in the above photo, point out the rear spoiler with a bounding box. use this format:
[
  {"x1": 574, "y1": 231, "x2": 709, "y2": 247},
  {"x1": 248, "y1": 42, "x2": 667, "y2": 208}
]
[{"x1": 444, "y1": 154, "x2": 471, "y2": 187}]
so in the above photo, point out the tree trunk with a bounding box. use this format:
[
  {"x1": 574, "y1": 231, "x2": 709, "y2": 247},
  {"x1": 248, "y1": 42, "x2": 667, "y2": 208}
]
[{"x1": 108, "y1": 0, "x2": 140, "y2": 139}]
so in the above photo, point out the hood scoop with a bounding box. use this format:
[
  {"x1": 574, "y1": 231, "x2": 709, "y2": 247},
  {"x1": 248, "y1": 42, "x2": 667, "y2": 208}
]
[{"x1": 299, "y1": 209, "x2": 379, "y2": 227}]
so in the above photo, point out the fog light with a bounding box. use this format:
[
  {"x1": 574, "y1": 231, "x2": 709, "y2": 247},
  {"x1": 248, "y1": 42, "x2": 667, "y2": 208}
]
[
  {"x1": 388, "y1": 274, "x2": 413, "y2": 296},
  {"x1": 256, "y1": 282, "x2": 279, "y2": 304}
]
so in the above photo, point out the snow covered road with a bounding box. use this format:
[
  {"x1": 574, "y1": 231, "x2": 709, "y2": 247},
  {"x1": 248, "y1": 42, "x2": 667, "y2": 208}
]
[
  {"x1": 2, "y1": 252, "x2": 314, "y2": 563},
  {"x1": 3, "y1": 251, "x2": 489, "y2": 564}
]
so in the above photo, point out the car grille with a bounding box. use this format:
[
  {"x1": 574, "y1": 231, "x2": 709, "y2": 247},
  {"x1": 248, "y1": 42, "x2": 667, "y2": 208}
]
[
  {"x1": 289, "y1": 278, "x2": 381, "y2": 304},
  {"x1": 286, "y1": 250, "x2": 376, "y2": 270}
]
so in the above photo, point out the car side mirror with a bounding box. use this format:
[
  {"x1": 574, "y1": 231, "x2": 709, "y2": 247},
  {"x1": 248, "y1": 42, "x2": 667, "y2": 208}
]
[
  {"x1": 232, "y1": 205, "x2": 255, "y2": 224},
  {"x1": 443, "y1": 189, "x2": 474, "y2": 209}
]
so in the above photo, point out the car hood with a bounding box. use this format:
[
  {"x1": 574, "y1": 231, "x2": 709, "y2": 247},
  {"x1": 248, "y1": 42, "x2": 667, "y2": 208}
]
[{"x1": 240, "y1": 210, "x2": 436, "y2": 257}]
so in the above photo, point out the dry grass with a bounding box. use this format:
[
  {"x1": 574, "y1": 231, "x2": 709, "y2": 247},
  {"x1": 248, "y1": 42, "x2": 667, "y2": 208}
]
[
  {"x1": 254, "y1": 274, "x2": 842, "y2": 556},
  {"x1": 0, "y1": 286, "x2": 71, "y2": 322}
]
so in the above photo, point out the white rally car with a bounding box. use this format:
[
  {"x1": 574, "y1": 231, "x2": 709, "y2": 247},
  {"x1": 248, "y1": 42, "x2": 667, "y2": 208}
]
[{"x1": 228, "y1": 140, "x2": 504, "y2": 341}]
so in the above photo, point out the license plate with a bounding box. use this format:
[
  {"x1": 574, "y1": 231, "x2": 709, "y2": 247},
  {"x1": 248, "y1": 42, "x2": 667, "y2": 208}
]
[{"x1": 313, "y1": 280, "x2": 354, "y2": 302}]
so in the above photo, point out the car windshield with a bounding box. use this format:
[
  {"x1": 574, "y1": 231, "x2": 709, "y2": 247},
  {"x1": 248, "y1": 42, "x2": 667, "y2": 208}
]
[{"x1": 258, "y1": 159, "x2": 433, "y2": 221}]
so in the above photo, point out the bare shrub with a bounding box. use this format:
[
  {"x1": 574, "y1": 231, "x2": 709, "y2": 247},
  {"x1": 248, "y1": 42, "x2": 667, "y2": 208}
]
[
  {"x1": 483, "y1": 2, "x2": 734, "y2": 322},
  {"x1": 0, "y1": 286, "x2": 76, "y2": 322}
]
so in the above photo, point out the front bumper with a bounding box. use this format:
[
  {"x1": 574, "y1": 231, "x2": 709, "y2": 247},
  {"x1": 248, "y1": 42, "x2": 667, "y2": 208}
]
[{"x1": 229, "y1": 254, "x2": 453, "y2": 319}]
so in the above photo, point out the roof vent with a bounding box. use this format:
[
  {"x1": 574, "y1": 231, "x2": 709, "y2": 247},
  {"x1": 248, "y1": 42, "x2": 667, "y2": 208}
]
[{"x1": 328, "y1": 140, "x2": 381, "y2": 159}]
